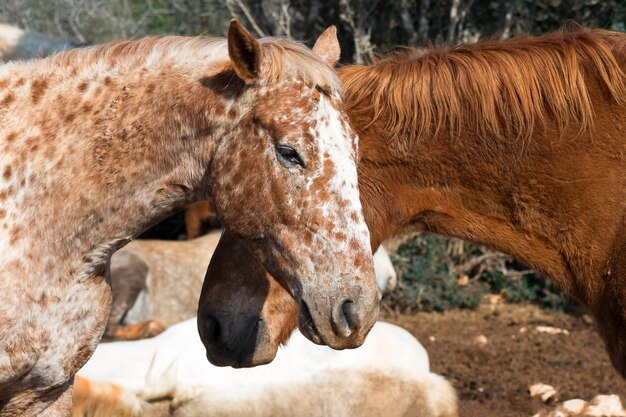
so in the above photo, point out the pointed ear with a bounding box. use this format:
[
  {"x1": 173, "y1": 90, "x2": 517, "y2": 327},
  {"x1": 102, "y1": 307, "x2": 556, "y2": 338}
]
[
  {"x1": 227, "y1": 19, "x2": 262, "y2": 83},
  {"x1": 312, "y1": 26, "x2": 340, "y2": 67}
]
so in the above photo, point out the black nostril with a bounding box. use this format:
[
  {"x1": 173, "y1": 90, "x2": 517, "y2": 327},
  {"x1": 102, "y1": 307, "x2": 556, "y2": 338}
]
[
  {"x1": 333, "y1": 299, "x2": 360, "y2": 338},
  {"x1": 342, "y1": 299, "x2": 360, "y2": 330},
  {"x1": 203, "y1": 315, "x2": 221, "y2": 343}
]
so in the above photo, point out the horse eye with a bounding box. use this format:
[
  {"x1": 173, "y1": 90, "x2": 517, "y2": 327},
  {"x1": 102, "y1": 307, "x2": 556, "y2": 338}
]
[{"x1": 275, "y1": 144, "x2": 305, "y2": 168}]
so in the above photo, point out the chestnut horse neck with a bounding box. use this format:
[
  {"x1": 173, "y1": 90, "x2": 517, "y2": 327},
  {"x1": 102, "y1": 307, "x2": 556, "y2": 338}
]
[
  {"x1": 341, "y1": 29, "x2": 626, "y2": 290},
  {"x1": 343, "y1": 29, "x2": 626, "y2": 375}
]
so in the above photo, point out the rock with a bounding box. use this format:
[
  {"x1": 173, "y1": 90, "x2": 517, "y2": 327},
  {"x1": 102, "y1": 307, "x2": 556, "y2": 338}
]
[
  {"x1": 457, "y1": 275, "x2": 469, "y2": 286},
  {"x1": 428, "y1": 336, "x2": 436, "y2": 343},
  {"x1": 0, "y1": 23, "x2": 79, "y2": 61},
  {"x1": 532, "y1": 394, "x2": 626, "y2": 417},
  {"x1": 474, "y1": 335, "x2": 488, "y2": 346},
  {"x1": 509, "y1": 316, "x2": 525, "y2": 325},
  {"x1": 529, "y1": 383, "x2": 557, "y2": 403},
  {"x1": 560, "y1": 399, "x2": 587, "y2": 414},
  {"x1": 486, "y1": 294, "x2": 504, "y2": 305},
  {"x1": 585, "y1": 394, "x2": 626, "y2": 416},
  {"x1": 536, "y1": 326, "x2": 570, "y2": 336}
]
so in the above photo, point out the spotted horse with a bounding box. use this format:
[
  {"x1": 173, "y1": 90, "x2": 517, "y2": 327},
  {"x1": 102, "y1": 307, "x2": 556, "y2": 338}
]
[{"x1": 0, "y1": 22, "x2": 379, "y2": 416}]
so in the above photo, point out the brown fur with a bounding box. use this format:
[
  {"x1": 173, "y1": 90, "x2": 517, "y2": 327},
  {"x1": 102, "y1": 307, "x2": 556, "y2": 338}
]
[
  {"x1": 199, "y1": 232, "x2": 298, "y2": 366},
  {"x1": 352, "y1": 29, "x2": 626, "y2": 374},
  {"x1": 201, "y1": 29, "x2": 626, "y2": 375},
  {"x1": 105, "y1": 321, "x2": 165, "y2": 342},
  {"x1": 71, "y1": 376, "x2": 166, "y2": 417},
  {"x1": 184, "y1": 201, "x2": 219, "y2": 239},
  {"x1": 342, "y1": 29, "x2": 624, "y2": 144}
]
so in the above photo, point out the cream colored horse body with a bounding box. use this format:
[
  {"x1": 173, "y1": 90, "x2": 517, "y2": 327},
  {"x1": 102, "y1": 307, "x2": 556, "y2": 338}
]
[{"x1": 76, "y1": 320, "x2": 457, "y2": 417}]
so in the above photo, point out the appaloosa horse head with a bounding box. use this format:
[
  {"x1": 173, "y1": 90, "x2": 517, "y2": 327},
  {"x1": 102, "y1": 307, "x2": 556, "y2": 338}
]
[
  {"x1": 199, "y1": 23, "x2": 380, "y2": 355},
  {"x1": 0, "y1": 21, "x2": 378, "y2": 416}
]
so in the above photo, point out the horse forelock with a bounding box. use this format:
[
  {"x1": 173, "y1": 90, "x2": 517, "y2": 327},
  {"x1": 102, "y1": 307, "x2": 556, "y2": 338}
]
[
  {"x1": 257, "y1": 38, "x2": 341, "y2": 92},
  {"x1": 340, "y1": 28, "x2": 626, "y2": 145}
]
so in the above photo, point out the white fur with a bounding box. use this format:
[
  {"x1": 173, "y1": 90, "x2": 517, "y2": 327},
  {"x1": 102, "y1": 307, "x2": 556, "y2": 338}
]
[
  {"x1": 374, "y1": 245, "x2": 398, "y2": 293},
  {"x1": 314, "y1": 94, "x2": 372, "y2": 257},
  {"x1": 78, "y1": 321, "x2": 457, "y2": 416},
  {"x1": 79, "y1": 321, "x2": 426, "y2": 397},
  {"x1": 0, "y1": 23, "x2": 24, "y2": 59}
]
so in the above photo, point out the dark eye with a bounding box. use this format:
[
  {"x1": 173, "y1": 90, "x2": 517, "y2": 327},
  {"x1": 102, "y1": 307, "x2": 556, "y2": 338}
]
[{"x1": 275, "y1": 144, "x2": 305, "y2": 168}]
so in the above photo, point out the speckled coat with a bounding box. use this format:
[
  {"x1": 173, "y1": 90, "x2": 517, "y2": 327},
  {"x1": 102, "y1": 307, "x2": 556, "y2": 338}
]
[{"x1": 0, "y1": 22, "x2": 379, "y2": 416}]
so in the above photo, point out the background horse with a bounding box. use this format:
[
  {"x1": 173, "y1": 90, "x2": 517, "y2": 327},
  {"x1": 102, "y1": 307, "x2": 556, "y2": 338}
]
[
  {"x1": 74, "y1": 320, "x2": 458, "y2": 417},
  {"x1": 198, "y1": 29, "x2": 626, "y2": 376},
  {"x1": 0, "y1": 22, "x2": 378, "y2": 416},
  {"x1": 105, "y1": 231, "x2": 222, "y2": 341}
]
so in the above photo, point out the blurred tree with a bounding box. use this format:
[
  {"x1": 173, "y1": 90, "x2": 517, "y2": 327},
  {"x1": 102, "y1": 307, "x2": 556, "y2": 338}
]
[{"x1": 2, "y1": 0, "x2": 623, "y2": 58}]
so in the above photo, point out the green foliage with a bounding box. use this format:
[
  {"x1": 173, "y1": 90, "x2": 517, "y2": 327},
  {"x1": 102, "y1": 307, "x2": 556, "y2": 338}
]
[
  {"x1": 0, "y1": 0, "x2": 230, "y2": 43},
  {"x1": 501, "y1": 273, "x2": 569, "y2": 312},
  {"x1": 383, "y1": 234, "x2": 570, "y2": 313},
  {"x1": 385, "y1": 235, "x2": 486, "y2": 312}
]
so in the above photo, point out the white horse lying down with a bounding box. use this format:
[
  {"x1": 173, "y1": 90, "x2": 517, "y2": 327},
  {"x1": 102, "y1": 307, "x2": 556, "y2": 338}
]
[{"x1": 74, "y1": 320, "x2": 457, "y2": 417}]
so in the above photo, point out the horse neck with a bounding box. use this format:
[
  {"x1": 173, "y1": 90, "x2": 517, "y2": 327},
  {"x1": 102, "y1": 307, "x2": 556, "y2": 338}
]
[
  {"x1": 0, "y1": 50, "x2": 235, "y2": 277},
  {"x1": 358, "y1": 106, "x2": 622, "y2": 298}
]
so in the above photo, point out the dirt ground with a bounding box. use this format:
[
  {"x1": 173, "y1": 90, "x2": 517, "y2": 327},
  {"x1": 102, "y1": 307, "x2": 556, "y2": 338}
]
[{"x1": 382, "y1": 304, "x2": 626, "y2": 417}]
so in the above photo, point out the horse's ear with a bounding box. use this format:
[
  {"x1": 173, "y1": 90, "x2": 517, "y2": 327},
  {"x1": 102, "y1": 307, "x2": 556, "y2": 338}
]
[
  {"x1": 227, "y1": 19, "x2": 262, "y2": 83},
  {"x1": 312, "y1": 26, "x2": 340, "y2": 67}
]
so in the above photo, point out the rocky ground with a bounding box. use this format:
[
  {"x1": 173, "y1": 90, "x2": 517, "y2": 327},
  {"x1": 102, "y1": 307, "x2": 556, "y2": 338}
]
[{"x1": 383, "y1": 303, "x2": 626, "y2": 417}]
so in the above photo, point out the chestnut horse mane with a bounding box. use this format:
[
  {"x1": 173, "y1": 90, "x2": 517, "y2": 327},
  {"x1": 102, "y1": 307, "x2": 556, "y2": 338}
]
[
  {"x1": 340, "y1": 29, "x2": 626, "y2": 143},
  {"x1": 24, "y1": 35, "x2": 340, "y2": 91}
]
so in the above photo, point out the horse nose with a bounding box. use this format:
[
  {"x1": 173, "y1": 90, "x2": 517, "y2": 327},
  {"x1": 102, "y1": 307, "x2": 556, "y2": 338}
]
[
  {"x1": 299, "y1": 283, "x2": 380, "y2": 349},
  {"x1": 199, "y1": 312, "x2": 241, "y2": 367},
  {"x1": 202, "y1": 315, "x2": 221, "y2": 344},
  {"x1": 331, "y1": 298, "x2": 362, "y2": 339}
]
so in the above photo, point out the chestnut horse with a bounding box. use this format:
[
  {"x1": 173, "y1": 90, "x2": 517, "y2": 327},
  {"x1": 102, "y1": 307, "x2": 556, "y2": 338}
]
[
  {"x1": 0, "y1": 22, "x2": 379, "y2": 416},
  {"x1": 198, "y1": 29, "x2": 626, "y2": 375}
]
